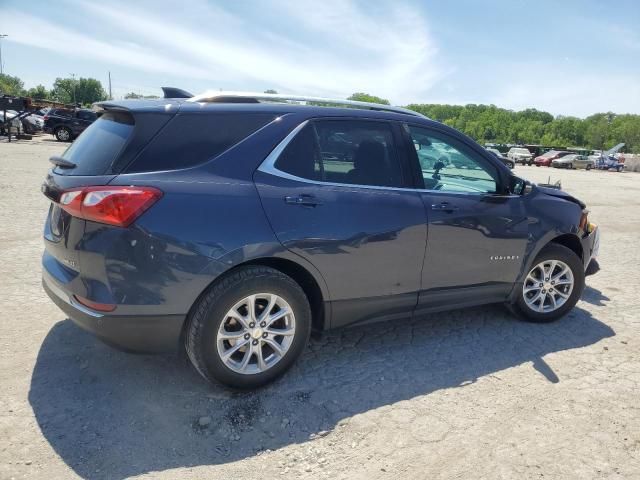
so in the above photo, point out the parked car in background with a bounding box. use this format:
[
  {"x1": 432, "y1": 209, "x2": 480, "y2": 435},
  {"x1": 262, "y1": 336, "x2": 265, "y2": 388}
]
[
  {"x1": 552, "y1": 154, "x2": 593, "y2": 170},
  {"x1": 1, "y1": 110, "x2": 44, "y2": 134},
  {"x1": 43, "y1": 108, "x2": 98, "y2": 141},
  {"x1": 534, "y1": 150, "x2": 571, "y2": 167},
  {"x1": 507, "y1": 147, "x2": 533, "y2": 165},
  {"x1": 41, "y1": 92, "x2": 600, "y2": 389},
  {"x1": 486, "y1": 147, "x2": 515, "y2": 169}
]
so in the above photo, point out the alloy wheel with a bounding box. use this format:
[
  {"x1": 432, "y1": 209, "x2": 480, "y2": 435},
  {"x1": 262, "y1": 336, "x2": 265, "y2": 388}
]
[
  {"x1": 57, "y1": 128, "x2": 70, "y2": 141},
  {"x1": 523, "y1": 260, "x2": 574, "y2": 313},
  {"x1": 216, "y1": 293, "x2": 296, "y2": 374}
]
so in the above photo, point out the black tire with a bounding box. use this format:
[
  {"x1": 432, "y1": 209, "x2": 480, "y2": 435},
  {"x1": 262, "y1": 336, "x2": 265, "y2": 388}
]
[
  {"x1": 586, "y1": 164, "x2": 592, "y2": 171},
  {"x1": 507, "y1": 161, "x2": 515, "y2": 169},
  {"x1": 511, "y1": 243, "x2": 585, "y2": 323},
  {"x1": 55, "y1": 126, "x2": 72, "y2": 142},
  {"x1": 185, "y1": 266, "x2": 311, "y2": 389}
]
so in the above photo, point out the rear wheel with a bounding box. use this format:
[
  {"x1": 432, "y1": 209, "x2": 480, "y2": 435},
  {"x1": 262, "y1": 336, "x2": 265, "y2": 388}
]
[
  {"x1": 185, "y1": 266, "x2": 311, "y2": 389},
  {"x1": 55, "y1": 126, "x2": 72, "y2": 142},
  {"x1": 586, "y1": 164, "x2": 592, "y2": 171},
  {"x1": 512, "y1": 244, "x2": 584, "y2": 323}
]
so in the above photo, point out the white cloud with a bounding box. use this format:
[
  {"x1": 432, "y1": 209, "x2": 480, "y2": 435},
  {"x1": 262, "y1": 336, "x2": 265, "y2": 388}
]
[{"x1": 5, "y1": 0, "x2": 446, "y2": 105}]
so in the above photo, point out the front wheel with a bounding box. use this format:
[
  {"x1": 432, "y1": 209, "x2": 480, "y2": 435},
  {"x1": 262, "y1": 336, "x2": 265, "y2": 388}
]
[
  {"x1": 185, "y1": 266, "x2": 311, "y2": 389},
  {"x1": 511, "y1": 244, "x2": 585, "y2": 323}
]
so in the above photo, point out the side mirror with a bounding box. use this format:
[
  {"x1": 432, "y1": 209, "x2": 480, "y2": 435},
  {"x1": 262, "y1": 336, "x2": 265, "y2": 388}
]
[{"x1": 509, "y1": 176, "x2": 528, "y2": 195}]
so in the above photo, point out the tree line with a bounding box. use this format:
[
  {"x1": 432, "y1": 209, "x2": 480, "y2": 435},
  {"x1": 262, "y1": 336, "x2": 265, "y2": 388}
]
[{"x1": 1, "y1": 74, "x2": 638, "y2": 153}]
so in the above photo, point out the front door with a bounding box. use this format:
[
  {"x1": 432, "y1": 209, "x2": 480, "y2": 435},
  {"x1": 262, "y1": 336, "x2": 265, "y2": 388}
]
[
  {"x1": 255, "y1": 118, "x2": 427, "y2": 328},
  {"x1": 404, "y1": 124, "x2": 530, "y2": 311}
]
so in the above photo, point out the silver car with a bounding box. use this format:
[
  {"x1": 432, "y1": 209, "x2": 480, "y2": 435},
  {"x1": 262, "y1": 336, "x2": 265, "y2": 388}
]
[{"x1": 552, "y1": 154, "x2": 594, "y2": 170}]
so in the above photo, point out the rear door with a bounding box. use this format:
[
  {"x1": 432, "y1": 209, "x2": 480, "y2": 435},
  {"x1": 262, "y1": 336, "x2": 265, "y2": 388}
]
[
  {"x1": 254, "y1": 118, "x2": 427, "y2": 328},
  {"x1": 403, "y1": 124, "x2": 530, "y2": 311}
]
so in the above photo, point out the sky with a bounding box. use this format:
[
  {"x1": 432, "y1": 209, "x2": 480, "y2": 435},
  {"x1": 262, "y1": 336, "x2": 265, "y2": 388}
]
[{"x1": 1, "y1": 0, "x2": 639, "y2": 117}]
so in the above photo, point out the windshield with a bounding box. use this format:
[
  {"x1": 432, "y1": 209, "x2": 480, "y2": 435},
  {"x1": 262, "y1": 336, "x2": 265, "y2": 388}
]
[{"x1": 541, "y1": 150, "x2": 560, "y2": 158}]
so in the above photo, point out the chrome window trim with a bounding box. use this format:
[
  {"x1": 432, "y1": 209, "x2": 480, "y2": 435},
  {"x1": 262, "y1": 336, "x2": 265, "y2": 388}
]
[{"x1": 257, "y1": 120, "x2": 518, "y2": 197}]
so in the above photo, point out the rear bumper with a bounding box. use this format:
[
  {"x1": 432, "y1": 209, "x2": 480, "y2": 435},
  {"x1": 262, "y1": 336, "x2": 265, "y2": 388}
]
[{"x1": 43, "y1": 273, "x2": 185, "y2": 353}]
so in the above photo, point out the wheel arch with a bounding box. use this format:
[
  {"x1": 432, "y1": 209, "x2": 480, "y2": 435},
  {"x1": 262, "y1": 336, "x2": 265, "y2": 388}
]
[
  {"x1": 549, "y1": 233, "x2": 583, "y2": 261},
  {"x1": 183, "y1": 255, "x2": 329, "y2": 340},
  {"x1": 509, "y1": 232, "x2": 583, "y2": 303}
]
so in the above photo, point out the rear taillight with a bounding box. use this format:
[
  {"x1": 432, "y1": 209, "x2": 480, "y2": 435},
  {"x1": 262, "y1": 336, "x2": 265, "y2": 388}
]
[
  {"x1": 43, "y1": 115, "x2": 49, "y2": 121},
  {"x1": 59, "y1": 186, "x2": 162, "y2": 227}
]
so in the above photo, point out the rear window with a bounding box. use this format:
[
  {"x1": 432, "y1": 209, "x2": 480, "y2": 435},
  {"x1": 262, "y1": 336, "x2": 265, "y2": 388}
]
[
  {"x1": 125, "y1": 113, "x2": 276, "y2": 173},
  {"x1": 57, "y1": 111, "x2": 134, "y2": 176}
]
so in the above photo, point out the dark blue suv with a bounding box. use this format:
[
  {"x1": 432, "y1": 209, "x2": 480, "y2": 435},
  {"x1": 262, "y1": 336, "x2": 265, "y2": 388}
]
[{"x1": 42, "y1": 92, "x2": 600, "y2": 388}]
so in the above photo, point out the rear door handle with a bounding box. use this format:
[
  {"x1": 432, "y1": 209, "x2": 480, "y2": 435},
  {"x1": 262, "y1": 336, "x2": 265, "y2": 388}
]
[
  {"x1": 431, "y1": 202, "x2": 458, "y2": 212},
  {"x1": 284, "y1": 194, "x2": 322, "y2": 207}
]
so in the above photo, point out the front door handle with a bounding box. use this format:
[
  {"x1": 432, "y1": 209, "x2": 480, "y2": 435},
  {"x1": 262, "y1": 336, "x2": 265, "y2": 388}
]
[
  {"x1": 284, "y1": 194, "x2": 322, "y2": 207},
  {"x1": 431, "y1": 202, "x2": 458, "y2": 212}
]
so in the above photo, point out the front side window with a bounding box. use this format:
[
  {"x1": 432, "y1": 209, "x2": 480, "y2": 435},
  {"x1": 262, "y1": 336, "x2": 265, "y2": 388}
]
[
  {"x1": 407, "y1": 126, "x2": 497, "y2": 193},
  {"x1": 274, "y1": 120, "x2": 403, "y2": 188}
]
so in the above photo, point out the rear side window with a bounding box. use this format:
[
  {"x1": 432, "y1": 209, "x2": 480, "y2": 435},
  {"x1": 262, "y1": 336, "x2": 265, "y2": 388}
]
[
  {"x1": 126, "y1": 113, "x2": 276, "y2": 173},
  {"x1": 58, "y1": 111, "x2": 133, "y2": 175},
  {"x1": 77, "y1": 110, "x2": 97, "y2": 121},
  {"x1": 51, "y1": 109, "x2": 72, "y2": 118},
  {"x1": 275, "y1": 120, "x2": 403, "y2": 188}
]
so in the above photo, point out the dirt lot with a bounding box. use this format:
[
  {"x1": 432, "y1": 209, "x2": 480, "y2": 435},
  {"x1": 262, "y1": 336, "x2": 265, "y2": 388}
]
[{"x1": 1, "y1": 136, "x2": 639, "y2": 480}]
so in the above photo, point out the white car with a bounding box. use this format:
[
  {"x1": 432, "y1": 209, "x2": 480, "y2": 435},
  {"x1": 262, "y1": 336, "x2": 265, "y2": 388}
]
[{"x1": 507, "y1": 147, "x2": 533, "y2": 165}]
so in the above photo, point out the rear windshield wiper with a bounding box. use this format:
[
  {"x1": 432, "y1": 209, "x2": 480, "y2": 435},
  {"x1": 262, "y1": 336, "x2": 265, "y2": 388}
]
[{"x1": 49, "y1": 155, "x2": 76, "y2": 169}]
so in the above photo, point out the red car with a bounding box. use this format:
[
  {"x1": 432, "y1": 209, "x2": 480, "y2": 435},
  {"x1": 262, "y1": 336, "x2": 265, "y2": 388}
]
[{"x1": 534, "y1": 150, "x2": 571, "y2": 167}]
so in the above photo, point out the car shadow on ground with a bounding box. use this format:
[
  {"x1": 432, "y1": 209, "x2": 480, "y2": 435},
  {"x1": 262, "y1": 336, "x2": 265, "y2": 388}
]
[
  {"x1": 582, "y1": 285, "x2": 611, "y2": 306},
  {"x1": 29, "y1": 302, "x2": 614, "y2": 479}
]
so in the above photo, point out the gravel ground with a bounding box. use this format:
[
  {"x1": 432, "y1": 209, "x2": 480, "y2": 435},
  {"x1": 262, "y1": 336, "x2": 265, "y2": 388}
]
[{"x1": 1, "y1": 136, "x2": 639, "y2": 480}]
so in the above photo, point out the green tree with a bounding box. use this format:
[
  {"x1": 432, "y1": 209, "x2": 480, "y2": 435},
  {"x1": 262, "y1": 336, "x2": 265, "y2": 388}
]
[
  {"x1": 26, "y1": 84, "x2": 49, "y2": 100},
  {"x1": 124, "y1": 92, "x2": 160, "y2": 99},
  {"x1": 51, "y1": 77, "x2": 107, "y2": 105},
  {"x1": 0, "y1": 73, "x2": 25, "y2": 96},
  {"x1": 347, "y1": 92, "x2": 390, "y2": 105},
  {"x1": 264, "y1": 89, "x2": 278, "y2": 94}
]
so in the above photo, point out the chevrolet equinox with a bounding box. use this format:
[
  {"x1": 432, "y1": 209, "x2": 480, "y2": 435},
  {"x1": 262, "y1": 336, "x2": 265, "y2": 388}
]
[{"x1": 42, "y1": 92, "x2": 600, "y2": 388}]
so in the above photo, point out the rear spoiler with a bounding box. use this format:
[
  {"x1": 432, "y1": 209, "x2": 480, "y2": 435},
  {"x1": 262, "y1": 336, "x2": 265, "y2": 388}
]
[{"x1": 161, "y1": 87, "x2": 193, "y2": 99}]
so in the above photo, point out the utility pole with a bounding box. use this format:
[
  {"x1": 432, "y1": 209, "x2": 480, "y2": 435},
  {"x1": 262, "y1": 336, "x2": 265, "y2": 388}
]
[
  {"x1": 108, "y1": 71, "x2": 112, "y2": 100},
  {"x1": 69, "y1": 72, "x2": 77, "y2": 105},
  {"x1": 0, "y1": 34, "x2": 8, "y2": 75}
]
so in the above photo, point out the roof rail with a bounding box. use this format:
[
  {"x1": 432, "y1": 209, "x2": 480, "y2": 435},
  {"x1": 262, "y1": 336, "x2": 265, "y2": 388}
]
[{"x1": 187, "y1": 90, "x2": 426, "y2": 118}]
